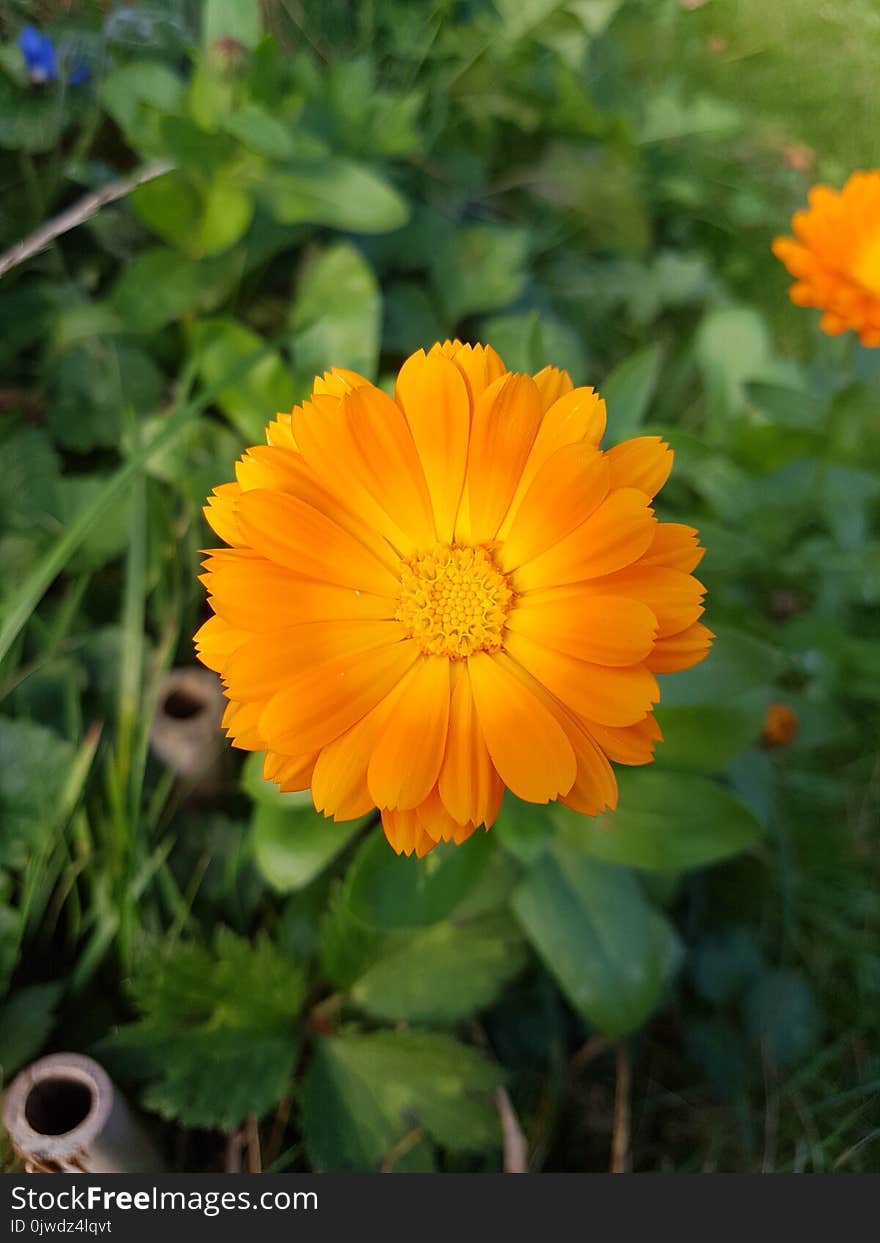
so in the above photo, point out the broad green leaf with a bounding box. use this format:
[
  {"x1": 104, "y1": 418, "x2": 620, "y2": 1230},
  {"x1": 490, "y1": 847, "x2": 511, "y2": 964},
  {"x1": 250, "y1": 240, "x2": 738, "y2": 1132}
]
[
  {"x1": 251, "y1": 802, "x2": 364, "y2": 894},
  {"x1": 117, "y1": 1027, "x2": 298, "y2": 1130},
  {"x1": 696, "y1": 306, "x2": 773, "y2": 418},
  {"x1": 189, "y1": 319, "x2": 295, "y2": 440},
  {"x1": 203, "y1": 0, "x2": 263, "y2": 49},
  {"x1": 290, "y1": 243, "x2": 381, "y2": 380},
  {"x1": 656, "y1": 624, "x2": 781, "y2": 709},
  {"x1": 0, "y1": 983, "x2": 63, "y2": 1079},
  {"x1": 104, "y1": 928, "x2": 305, "y2": 1128},
  {"x1": 243, "y1": 754, "x2": 365, "y2": 893},
  {"x1": 259, "y1": 161, "x2": 409, "y2": 234},
  {"x1": 133, "y1": 169, "x2": 253, "y2": 257},
  {"x1": 653, "y1": 700, "x2": 764, "y2": 773},
  {"x1": 344, "y1": 827, "x2": 493, "y2": 929},
  {"x1": 350, "y1": 913, "x2": 528, "y2": 1024},
  {"x1": 100, "y1": 62, "x2": 183, "y2": 148},
  {"x1": 0, "y1": 75, "x2": 67, "y2": 152},
  {"x1": 493, "y1": 794, "x2": 555, "y2": 864},
  {"x1": 198, "y1": 177, "x2": 254, "y2": 255},
  {"x1": 0, "y1": 717, "x2": 75, "y2": 869},
  {"x1": 223, "y1": 104, "x2": 297, "y2": 159},
  {"x1": 110, "y1": 247, "x2": 243, "y2": 333},
  {"x1": 431, "y1": 225, "x2": 529, "y2": 320},
  {"x1": 512, "y1": 846, "x2": 681, "y2": 1036},
  {"x1": 602, "y1": 343, "x2": 663, "y2": 442},
  {"x1": 301, "y1": 1031, "x2": 501, "y2": 1170},
  {"x1": 561, "y1": 769, "x2": 763, "y2": 872}
]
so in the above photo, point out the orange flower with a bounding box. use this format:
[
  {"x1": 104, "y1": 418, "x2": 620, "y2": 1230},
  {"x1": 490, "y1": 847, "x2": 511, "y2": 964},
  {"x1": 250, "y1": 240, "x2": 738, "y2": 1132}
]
[
  {"x1": 195, "y1": 341, "x2": 712, "y2": 857},
  {"x1": 761, "y1": 703, "x2": 798, "y2": 749},
  {"x1": 772, "y1": 170, "x2": 880, "y2": 346}
]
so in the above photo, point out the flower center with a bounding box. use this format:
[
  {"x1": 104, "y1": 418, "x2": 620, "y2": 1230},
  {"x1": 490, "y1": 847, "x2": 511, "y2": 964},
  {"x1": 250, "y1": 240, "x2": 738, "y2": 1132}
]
[
  {"x1": 853, "y1": 228, "x2": 880, "y2": 297},
  {"x1": 396, "y1": 545, "x2": 514, "y2": 659}
]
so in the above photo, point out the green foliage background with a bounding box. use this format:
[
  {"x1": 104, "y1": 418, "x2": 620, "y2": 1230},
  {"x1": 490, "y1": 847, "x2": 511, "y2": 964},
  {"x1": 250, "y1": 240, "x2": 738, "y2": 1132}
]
[{"x1": 0, "y1": 0, "x2": 878, "y2": 1172}]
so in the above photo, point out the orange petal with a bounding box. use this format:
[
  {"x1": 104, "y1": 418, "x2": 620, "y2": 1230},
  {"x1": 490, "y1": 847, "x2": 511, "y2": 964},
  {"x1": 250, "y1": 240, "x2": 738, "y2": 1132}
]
[
  {"x1": 415, "y1": 786, "x2": 480, "y2": 844},
  {"x1": 222, "y1": 619, "x2": 406, "y2": 700},
  {"x1": 221, "y1": 698, "x2": 265, "y2": 750},
  {"x1": 259, "y1": 640, "x2": 418, "y2": 756},
  {"x1": 640, "y1": 522, "x2": 705, "y2": 573},
  {"x1": 585, "y1": 715, "x2": 662, "y2": 766},
  {"x1": 312, "y1": 367, "x2": 371, "y2": 396},
  {"x1": 381, "y1": 807, "x2": 438, "y2": 857},
  {"x1": 498, "y1": 443, "x2": 609, "y2": 571},
  {"x1": 263, "y1": 750, "x2": 318, "y2": 792},
  {"x1": 235, "y1": 488, "x2": 400, "y2": 596},
  {"x1": 438, "y1": 661, "x2": 504, "y2": 828},
  {"x1": 311, "y1": 685, "x2": 405, "y2": 821},
  {"x1": 507, "y1": 592, "x2": 657, "y2": 666},
  {"x1": 292, "y1": 391, "x2": 420, "y2": 555},
  {"x1": 204, "y1": 482, "x2": 244, "y2": 546},
  {"x1": 461, "y1": 373, "x2": 543, "y2": 542},
  {"x1": 557, "y1": 709, "x2": 618, "y2": 816},
  {"x1": 345, "y1": 384, "x2": 437, "y2": 550},
  {"x1": 605, "y1": 436, "x2": 673, "y2": 498},
  {"x1": 396, "y1": 350, "x2": 470, "y2": 542},
  {"x1": 578, "y1": 565, "x2": 705, "y2": 637},
  {"x1": 532, "y1": 365, "x2": 574, "y2": 411},
  {"x1": 499, "y1": 385, "x2": 607, "y2": 537},
  {"x1": 368, "y1": 657, "x2": 451, "y2": 810},
  {"x1": 194, "y1": 614, "x2": 249, "y2": 674},
  {"x1": 432, "y1": 340, "x2": 507, "y2": 406},
  {"x1": 467, "y1": 651, "x2": 576, "y2": 803},
  {"x1": 645, "y1": 621, "x2": 714, "y2": 673},
  {"x1": 504, "y1": 630, "x2": 659, "y2": 727},
  {"x1": 203, "y1": 552, "x2": 394, "y2": 631},
  {"x1": 515, "y1": 487, "x2": 656, "y2": 591}
]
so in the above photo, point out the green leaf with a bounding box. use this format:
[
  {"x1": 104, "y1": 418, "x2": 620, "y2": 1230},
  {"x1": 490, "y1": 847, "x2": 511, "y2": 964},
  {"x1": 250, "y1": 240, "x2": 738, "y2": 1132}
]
[
  {"x1": 344, "y1": 827, "x2": 493, "y2": 929},
  {"x1": 108, "y1": 928, "x2": 305, "y2": 1128},
  {"x1": 203, "y1": 0, "x2": 263, "y2": 49},
  {"x1": 198, "y1": 176, "x2": 254, "y2": 255},
  {"x1": 657, "y1": 624, "x2": 781, "y2": 709},
  {"x1": 110, "y1": 247, "x2": 243, "y2": 333},
  {"x1": 653, "y1": 701, "x2": 764, "y2": 773},
  {"x1": 100, "y1": 62, "x2": 183, "y2": 148},
  {"x1": 223, "y1": 104, "x2": 297, "y2": 159},
  {"x1": 696, "y1": 306, "x2": 773, "y2": 417},
  {"x1": 190, "y1": 319, "x2": 295, "y2": 440},
  {"x1": 602, "y1": 343, "x2": 663, "y2": 442},
  {"x1": 125, "y1": 1028, "x2": 298, "y2": 1130},
  {"x1": 350, "y1": 912, "x2": 528, "y2": 1024},
  {"x1": 493, "y1": 795, "x2": 555, "y2": 864},
  {"x1": 0, "y1": 75, "x2": 66, "y2": 153},
  {"x1": 290, "y1": 243, "x2": 381, "y2": 381},
  {"x1": 431, "y1": 225, "x2": 530, "y2": 320},
  {"x1": 512, "y1": 846, "x2": 681, "y2": 1036},
  {"x1": 0, "y1": 717, "x2": 75, "y2": 870},
  {"x1": 259, "y1": 161, "x2": 409, "y2": 233},
  {"x1": 561, "y1": 769, "x2": 763, "y2": 872},
  {"x1": 132, "y1": 169, "x2": 253, "y2": 257},
  {"x1": 0, "y1": 983, "x2": 63, "y2": 1080},
  {"x1": 251, "y1": 801, "x2": 364, "y2": 894},
  {"x1": 301, "y1": 1031, "x2": 501, "y2": 1170}
]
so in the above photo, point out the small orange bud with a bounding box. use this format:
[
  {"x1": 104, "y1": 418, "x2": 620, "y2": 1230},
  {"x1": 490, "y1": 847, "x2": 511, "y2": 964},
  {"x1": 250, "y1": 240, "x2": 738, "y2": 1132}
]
[{"x1": 761, "y1": 703, "x2": 798, "y2": 749}]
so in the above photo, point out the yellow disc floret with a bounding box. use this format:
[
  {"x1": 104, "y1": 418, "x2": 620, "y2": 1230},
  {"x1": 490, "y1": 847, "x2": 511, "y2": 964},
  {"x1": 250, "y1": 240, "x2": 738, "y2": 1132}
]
[{"x1": 396, "y1": 544, "x2": 513, "y2": 658}]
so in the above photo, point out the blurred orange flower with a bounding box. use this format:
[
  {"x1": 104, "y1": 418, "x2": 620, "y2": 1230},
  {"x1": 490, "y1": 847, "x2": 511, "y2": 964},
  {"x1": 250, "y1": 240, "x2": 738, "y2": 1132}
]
[
  {"x1": 762, "y1": 703, "x2": 799, "y2": 749},
  {"x1": 195, "y1": 341, "x2": 712, "y2": 857},
  {"x1": 773, "y1": 170, "x2": 880, "y2": 346}
]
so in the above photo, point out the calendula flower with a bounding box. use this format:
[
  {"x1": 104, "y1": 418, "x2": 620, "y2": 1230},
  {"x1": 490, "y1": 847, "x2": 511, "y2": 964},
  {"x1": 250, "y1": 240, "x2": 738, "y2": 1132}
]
[
  {"x1": 195, "y1": 341, "x2": 712, "y2": 857},
  {"x1": 761, "y1": 702, "x2": 798, "y2": 749},
  {"x1": 772, "y1": 171, "x2": 880, "y2": 346}
]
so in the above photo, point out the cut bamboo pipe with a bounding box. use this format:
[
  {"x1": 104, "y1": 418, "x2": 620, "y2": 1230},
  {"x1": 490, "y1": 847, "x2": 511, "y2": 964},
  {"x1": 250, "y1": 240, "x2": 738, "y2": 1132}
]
[{"x1": 3, "y1": 1052, "x2": 164, "y2": 1173}]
